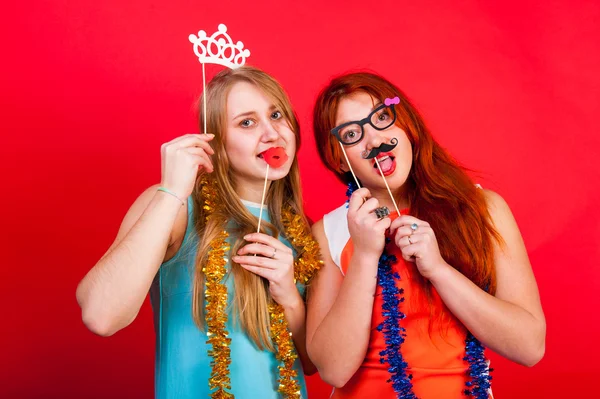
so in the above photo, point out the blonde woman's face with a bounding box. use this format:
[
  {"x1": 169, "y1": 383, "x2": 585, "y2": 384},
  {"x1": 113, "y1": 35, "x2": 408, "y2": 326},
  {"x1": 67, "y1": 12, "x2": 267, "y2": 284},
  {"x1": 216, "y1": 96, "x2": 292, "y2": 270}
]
[{"x1": 224, "y1": 81, "x2": 296, "y2": 189}]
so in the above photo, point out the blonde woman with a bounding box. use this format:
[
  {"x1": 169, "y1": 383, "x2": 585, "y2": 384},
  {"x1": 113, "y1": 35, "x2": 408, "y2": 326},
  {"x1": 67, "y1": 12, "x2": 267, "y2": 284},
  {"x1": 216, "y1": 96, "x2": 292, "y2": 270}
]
[{"x1": 76, "y1": 66, "x2": 318, "y2": 398}]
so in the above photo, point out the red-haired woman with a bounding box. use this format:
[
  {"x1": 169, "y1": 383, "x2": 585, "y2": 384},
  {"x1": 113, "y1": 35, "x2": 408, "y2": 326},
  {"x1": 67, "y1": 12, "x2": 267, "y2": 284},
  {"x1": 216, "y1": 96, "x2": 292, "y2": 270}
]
[{"x1": 306, "y1": 72, "x2": 545, "y2": 398}]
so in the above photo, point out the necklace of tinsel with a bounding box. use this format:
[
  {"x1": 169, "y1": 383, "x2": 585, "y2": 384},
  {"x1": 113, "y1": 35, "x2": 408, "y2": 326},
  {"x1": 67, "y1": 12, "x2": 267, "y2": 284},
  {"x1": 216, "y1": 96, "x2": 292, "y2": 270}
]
[
  {"x1": 346, "y1": 181, "x2": 492, "y2": 398},
  {"x1": 201, "y1": 175, "x2": 323, "y2": 399}
]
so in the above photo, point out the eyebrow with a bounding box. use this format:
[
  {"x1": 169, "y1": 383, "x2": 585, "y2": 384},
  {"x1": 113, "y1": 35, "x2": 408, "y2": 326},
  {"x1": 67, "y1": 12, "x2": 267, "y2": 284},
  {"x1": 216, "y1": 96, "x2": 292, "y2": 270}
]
[
  {"x1": 232, "y1": 105, "x2": 278, "y2": 121},
  {"x1": 371, "y1": 102, "x2": 383, "y2": 112},
  {"x1": 232, "y1": 111, "x2": 255, "y2": 120},
  {"x1": 337, "y1": 102, "x2": 384, "y2": 126}
]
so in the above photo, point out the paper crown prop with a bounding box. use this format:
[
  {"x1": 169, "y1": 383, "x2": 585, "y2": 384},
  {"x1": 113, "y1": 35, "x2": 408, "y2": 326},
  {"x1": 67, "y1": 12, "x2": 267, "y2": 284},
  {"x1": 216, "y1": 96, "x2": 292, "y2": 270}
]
[
  {"x1": 189, "y1": 23, "x2": 251, "y2": 134},
  {"x1": 189, "y1": 23, "x2": 250, "y2": 69}
]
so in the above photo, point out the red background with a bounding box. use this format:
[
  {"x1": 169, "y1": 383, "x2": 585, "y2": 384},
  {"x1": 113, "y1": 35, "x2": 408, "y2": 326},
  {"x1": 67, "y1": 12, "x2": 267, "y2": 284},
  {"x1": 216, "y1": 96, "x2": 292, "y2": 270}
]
[{"x1": 2, "y1": 1, "x2": 599, "y2": 398}]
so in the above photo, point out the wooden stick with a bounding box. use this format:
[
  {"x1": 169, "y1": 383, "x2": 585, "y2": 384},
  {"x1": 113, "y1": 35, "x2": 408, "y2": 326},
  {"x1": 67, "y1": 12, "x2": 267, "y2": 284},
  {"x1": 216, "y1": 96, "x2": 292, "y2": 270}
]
[
  {"x1": 374, "y1": 158, "x2": 400, "y2": 214},
  {"x1": 257, "y1": 164, "x2": 269, "y2": 233},
  {"x1": 202, "y1": 62, "x2": 207, "y2": 134},
  {"x1": 339, "y1": 142, "x2": 361, "y2": 189}
]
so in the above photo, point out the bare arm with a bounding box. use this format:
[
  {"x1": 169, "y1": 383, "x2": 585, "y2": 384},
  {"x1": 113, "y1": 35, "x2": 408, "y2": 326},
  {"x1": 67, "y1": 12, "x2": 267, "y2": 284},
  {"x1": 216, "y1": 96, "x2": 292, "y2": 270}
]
[
  {"x1": 391, "y1": 189, "x2": 546, "y2": 367},
  {"x1": 306, "y1": 220, "x2": 381, "y2": 387},
  {"x1": 427, "y1": 190, "x2": 546, "y2": 366},
  {"x1": 306, "y1": 189, "x2": 392, "y2": 388},
  {"x1": 75, "y1": 185, "x2": 187, "y2": 336},
  {"x1": 76, "y1": 133, "x2": 214, "y2": 336},
  {"x1": 282, "y1": 293, "x2": 317, "y2": 375}
]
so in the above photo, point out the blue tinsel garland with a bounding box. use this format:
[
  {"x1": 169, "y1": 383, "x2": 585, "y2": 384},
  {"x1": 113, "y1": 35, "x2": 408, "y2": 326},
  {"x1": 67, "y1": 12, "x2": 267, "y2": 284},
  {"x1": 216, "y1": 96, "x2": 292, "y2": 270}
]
[{"x1": 345, "y1": 181, "x2": 492, "y2": 398}]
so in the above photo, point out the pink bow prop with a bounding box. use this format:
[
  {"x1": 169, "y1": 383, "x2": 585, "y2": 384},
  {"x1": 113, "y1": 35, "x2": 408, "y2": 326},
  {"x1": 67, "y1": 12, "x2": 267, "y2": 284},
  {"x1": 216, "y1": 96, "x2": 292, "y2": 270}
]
[{"x1": 384, "y1": 97, "x2": 400, "y2": 106}]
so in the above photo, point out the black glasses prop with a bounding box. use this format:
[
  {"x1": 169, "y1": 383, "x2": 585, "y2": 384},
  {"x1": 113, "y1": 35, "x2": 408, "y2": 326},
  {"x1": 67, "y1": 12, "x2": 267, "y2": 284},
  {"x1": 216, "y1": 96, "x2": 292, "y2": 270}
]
[{"x1": 331, "y1": 101, "x2": 397, "y2": 147}]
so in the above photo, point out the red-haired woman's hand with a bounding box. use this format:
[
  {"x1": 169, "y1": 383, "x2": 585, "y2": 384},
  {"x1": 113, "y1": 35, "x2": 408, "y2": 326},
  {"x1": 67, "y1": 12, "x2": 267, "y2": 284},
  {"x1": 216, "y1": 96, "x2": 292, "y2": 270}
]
[
  {"x1": 390, "y1": 215, "x2": 449, "y2": 280},
  {"x1": 160, "y1": 133, "x2": 215, "y2": 199},
  {"x1": 347, "y1": 188, "x2": 392, "y2": 259}
]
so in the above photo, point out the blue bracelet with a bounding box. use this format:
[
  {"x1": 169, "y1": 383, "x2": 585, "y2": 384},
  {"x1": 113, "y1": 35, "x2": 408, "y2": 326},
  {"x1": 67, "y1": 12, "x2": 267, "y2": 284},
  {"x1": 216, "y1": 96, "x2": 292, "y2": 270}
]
[{"x1": 157, "y1": 187, "x2": 184, "y2": 206}]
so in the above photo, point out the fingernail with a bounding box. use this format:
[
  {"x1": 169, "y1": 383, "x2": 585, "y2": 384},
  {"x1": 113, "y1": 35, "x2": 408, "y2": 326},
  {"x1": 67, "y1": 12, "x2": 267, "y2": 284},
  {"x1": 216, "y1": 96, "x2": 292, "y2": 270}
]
[{"x1": 243, "y1": 235, "x2": 250, "y2": 239}]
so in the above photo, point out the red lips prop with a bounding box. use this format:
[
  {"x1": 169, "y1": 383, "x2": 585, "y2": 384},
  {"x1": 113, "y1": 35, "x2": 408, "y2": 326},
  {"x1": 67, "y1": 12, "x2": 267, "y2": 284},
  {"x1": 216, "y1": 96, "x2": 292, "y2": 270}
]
[{"x1": 261, "y1": 147, "x2": 288, "y2": 168}]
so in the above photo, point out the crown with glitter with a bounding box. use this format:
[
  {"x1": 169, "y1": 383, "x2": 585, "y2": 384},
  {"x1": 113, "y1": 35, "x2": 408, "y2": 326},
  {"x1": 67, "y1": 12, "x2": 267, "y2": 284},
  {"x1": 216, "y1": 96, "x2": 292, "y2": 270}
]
[{"x1": 188, "y1": 23, "x2": 250, "y2": 69}]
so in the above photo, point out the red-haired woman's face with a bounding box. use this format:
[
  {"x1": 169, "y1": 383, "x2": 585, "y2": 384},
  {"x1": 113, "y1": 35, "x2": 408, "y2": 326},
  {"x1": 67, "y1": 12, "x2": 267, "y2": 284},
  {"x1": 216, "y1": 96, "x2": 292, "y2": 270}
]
[{"x1": 335, "y1": 91, "x2": 413, "y2": 191}]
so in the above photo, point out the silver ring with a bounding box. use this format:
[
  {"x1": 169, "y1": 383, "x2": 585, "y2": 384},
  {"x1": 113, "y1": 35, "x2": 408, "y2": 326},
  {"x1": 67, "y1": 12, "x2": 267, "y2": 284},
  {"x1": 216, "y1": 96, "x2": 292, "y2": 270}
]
[
  {"x1": 374, "y1": 206, "x2": 390, "y2": 220},
  {"x1": 407, "y1": 236, "x2": 413, "y2": 244},
  {"x1": 410, "y1": 223, "x2": 418, "y2": 232},
  {"x1": 271, "y1": 247, "x2": 277, "y2": 259}
]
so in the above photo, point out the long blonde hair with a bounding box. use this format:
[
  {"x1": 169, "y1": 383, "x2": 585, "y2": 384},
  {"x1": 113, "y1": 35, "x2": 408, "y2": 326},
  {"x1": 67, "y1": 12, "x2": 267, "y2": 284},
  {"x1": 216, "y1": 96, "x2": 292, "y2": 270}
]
[{"x1": 191, "y1": 66, "x2": 306, "y2": 350}]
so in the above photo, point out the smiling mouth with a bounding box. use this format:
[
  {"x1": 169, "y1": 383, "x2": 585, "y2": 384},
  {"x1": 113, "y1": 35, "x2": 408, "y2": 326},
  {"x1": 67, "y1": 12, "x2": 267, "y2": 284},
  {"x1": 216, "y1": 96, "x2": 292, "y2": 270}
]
[
  {"x1": 374, "y1": 154, "x2": 396, "y2": 176},
  {"x1": 373, "y1": 154, "x2": 395, "y2": 167},
  {"x1": 373, "y1": 155, "x2": 394, "y2": 166}
]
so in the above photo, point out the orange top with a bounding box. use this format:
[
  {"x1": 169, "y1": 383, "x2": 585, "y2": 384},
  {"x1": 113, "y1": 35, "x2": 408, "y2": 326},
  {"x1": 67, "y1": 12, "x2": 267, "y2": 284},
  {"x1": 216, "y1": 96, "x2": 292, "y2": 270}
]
[{"x1": 332, "y1": 211, "x2": 490, "y2": 399}]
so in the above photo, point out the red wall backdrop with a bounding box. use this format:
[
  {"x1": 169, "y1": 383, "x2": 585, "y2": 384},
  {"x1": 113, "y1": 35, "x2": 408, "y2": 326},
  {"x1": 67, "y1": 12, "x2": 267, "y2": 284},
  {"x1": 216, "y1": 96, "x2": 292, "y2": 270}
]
[{"x1": 2, "y1": 1, "x2": 599, "y2": 398}]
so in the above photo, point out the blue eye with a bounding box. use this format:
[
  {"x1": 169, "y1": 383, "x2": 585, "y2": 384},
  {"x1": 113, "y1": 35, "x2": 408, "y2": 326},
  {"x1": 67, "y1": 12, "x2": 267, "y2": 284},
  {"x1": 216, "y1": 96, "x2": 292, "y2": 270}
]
[
  {"x1": 340, "y1": 126, "x2": 362, "y2": 143},
  {"x1": 371, "y1": 108, "x2": 394, "y2": 128},
  {"x1": 377, "y1": 110, "x2": 390, "y2": 122},
  {"x1": 240, "y1": 119, "x2": 255, "y2": 128}
]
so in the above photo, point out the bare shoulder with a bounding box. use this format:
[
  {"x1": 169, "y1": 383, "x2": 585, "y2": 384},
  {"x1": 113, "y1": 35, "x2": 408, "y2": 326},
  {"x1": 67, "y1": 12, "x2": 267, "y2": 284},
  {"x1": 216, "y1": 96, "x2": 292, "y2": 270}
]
[
  {"x1": 482, "y1": 192, "x2": 544, "y2": 324},
  {"x1": 481, "y1": 188, "x2": 516, "y2": 229},
  {"x1": 481, "y1": 189, "x2": 532, "y2": 288},
  {"x1": 482, "y1": 189, "x2": 510, "y2": 212},
  {"x1": 307, "y1": 217, "x2": 343, "y2": 310},
  {"x1": 310, "y1": 218, "x2": 344, "y2": 281},
  {"x1": 311, "y1": 218, "x2": 338, "y2": 263},
  {"x1": 311, "y1": 218, "x2": 326, "y2": 242}
]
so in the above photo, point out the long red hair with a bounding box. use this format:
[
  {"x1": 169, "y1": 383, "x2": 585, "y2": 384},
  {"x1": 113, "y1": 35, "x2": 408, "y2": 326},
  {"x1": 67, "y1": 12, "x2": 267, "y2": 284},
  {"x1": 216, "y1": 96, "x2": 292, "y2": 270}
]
[{"x1": 313, "y1": 72, "x2": 500, "y2": 295}]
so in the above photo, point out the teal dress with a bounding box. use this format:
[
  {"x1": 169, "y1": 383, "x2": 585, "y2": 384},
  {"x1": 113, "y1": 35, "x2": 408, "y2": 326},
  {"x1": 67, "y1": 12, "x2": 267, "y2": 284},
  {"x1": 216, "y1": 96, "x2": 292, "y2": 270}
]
[{"x1": 150, "y1": 198, "x2": 308, "y2": 398}]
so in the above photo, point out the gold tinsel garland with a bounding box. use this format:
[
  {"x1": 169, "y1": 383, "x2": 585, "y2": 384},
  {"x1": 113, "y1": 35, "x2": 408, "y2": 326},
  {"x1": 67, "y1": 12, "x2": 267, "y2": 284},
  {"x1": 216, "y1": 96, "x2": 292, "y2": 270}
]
[
  {"x1": 281, "y1": 208, "x2": 324, "y2": 285},
  {"x1": 201, "y1": 177, "x2": 233, "y2": 398},
  {"x1": 269, "y1": 303, "x2": 301, "y2": 398},
  {"x1": 200, "y1": 176, "x2": 323, "y2": 398}
]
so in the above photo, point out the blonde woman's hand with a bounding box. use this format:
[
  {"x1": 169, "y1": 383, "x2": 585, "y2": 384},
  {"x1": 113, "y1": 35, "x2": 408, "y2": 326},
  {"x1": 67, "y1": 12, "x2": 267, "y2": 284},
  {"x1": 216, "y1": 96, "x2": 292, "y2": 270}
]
[
  {"x1": 232, "y1": 233, "x2": 301, "y2": 309},
  {"x1": 160, "y1": 134, "x2": 215, "y2": 199}
]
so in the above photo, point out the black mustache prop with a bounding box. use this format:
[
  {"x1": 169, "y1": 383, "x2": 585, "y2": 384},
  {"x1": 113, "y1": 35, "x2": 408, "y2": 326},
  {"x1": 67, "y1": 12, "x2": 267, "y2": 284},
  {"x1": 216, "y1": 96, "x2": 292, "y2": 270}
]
[{"x1": 361, "y1": 138, "x2": 398, "y2": 159}]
